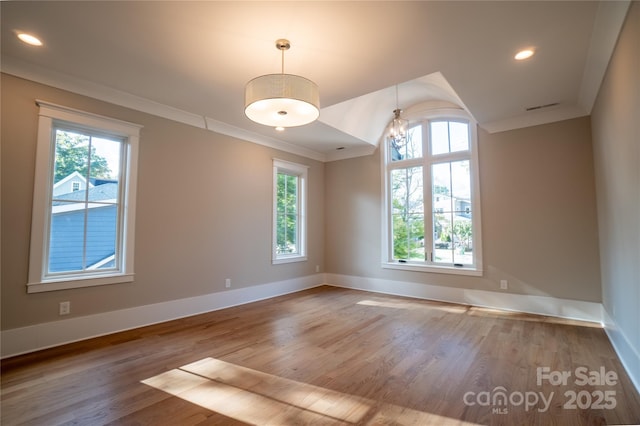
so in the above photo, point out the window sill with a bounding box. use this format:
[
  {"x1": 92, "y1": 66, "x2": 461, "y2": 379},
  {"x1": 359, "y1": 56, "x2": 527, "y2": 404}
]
[
  {"x1": 382, "y1": 262, "x2": 483, "y2": 277},
  {"x1": 273, "y1": 255, "x2": 307, "y2": 265},
  {"x1": 27, "y1": 273, "x2": 134, "y2": 293}
]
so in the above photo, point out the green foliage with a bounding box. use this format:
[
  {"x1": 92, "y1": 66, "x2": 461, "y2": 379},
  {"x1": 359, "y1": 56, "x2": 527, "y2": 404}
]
[
  {"x1": 453, "y1": 220, "x2": 473, "y2": 250},
  {"x1": 440, "y1": 220, "x2": 473, "y2": 251},
  {"x1": 54, "y1": 131, "x2": 112, "y2": 183},
  {"x1": 276, "y1": 172, "x2": 298, "y2": 254},
  {"x1": 433, "y1": 184, "x2": 450, "y2": 196},
  {"x1": 392, "y1": 213, "x2": 424, "y2": 260},
  {"x1": 391, "y1": 166, "x2": 425, "y2": 260}
]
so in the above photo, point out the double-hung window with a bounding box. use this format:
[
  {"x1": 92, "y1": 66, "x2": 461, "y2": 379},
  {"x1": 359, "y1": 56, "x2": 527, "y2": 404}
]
[
  {"x1": 27, "y1": 101, "x2": 141, "y2": 293},
  {"x1": 272, "y1": 159, "x2": 307, "y2": 264},
  {"x1": 383, "y1": 111, "x2": 482, "y2": 275}
]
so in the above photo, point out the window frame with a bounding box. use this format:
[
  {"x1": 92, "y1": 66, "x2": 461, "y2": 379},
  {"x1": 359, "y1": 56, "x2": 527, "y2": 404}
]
[
  {"x1": 272, "y1": 158, "x2": 308, "y2": 264},
  {"x1": 382, "y1": 109, "x2": 483, "y2": 276},
  {"x1": 27, "y1": 100, "x2": 142, "y2": 293}
]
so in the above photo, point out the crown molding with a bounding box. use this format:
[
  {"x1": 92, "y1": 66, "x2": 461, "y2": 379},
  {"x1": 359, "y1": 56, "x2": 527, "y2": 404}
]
[{"x1": 2, "y1": 57, "x2": 327, "y2": 162}]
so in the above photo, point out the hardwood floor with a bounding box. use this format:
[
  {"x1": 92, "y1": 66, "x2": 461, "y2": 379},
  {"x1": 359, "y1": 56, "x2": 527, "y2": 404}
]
[{"x1": 2, "y1": 286, "x2": 639, "y2": 425}]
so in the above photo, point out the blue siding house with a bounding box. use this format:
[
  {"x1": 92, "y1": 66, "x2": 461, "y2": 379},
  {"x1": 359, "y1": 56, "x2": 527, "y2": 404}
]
[{"x1": 49, "y1": 181, "x2": 119, "y2": 273}]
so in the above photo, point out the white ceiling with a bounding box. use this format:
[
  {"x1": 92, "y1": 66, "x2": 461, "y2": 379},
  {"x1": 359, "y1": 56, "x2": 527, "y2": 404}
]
[{"x1": 1, "y1": 1, "x2": 631, "y2": 162}]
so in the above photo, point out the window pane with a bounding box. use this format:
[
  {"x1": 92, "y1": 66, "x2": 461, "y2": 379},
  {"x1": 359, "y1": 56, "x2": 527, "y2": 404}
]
[
  {"x1": 48, "y1": 201, "x2": 86, "y2": 273},
  {"x1": 285, "y1": 174, "x2": 298, "y2": 215},
  {"x1": 89, "y1": 136, "x2": 121, "y2": 195},
  {"x1": 391, "y1": 167, "x2": 424, "y2": 260},
  {"x1": 406, "y1": 125, "x2": 422, "y2": 160},
  {"x1": 432, "y1": 162, "x2": 452, "y2": 211},
  {"x1": 451, "y1": 160, "x2": 471, "y2": 203},
  {"x1": 432, "y1": 160, "x2": 472, "y2": 266},
  {"x1": 452, "y1": 216, "x2": 473, "y2": 265},
  {"x1": 286, "y1": 214, "x2": 298, "y2": 254},
  {"x1": 86, "y1": 205, "x2": 118, "y2": 270},
  {"x1": 53, "y1": 130, "x2": 90, "y2": 189},
  {"x1": 430, "y1": 121, "x2": 470, "y2": 155},
  {"x1": 276, "y1": 174, "x2": 286, "y2": 214},
  {"x1": 277, "y1": 213, "x2": 298, "y2": 255},
  {"x1": 430, "y1": 121, "x2": 449, "y2": 155},
  {"x1": 276, "y1": 213, "x2": 298, "y2": 255},
  {"x1": 391, "y1": 168, "x2": 423, "y2": 213},
  {"x1": 449, "y1": 121, "x2": 469, "y2": 152},
  {"x1": 407, "y1": 214, "x2": 425, "y2": 260},
  {"x1": 390, "y1": 124, "x2": 422, "y2": 161},
  {"x1": 433, "y1": 212, "x2": 453, "y2": 264},
  {"x1": 275, "y1": 214, "x2": 287, "y2": 253}
]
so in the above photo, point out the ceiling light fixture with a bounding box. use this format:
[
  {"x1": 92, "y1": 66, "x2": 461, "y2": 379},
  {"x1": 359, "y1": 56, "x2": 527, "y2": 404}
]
[
  {"x1": 388, "y1": 85, "x2": 408, "y2": 146},
  {"x1": 514, "y1": 49, "x2": 535, "y2": 60},
  {"x1": 17, "y1": 32, "x2": 43, "y2": 46},
  {"x1": 245, "y1": 39, "x2": 320, "y2": 128}
]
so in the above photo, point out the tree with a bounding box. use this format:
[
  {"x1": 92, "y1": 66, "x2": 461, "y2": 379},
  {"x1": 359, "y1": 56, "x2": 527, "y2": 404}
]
[
  {"x1": 391, "y1": 165, "x2": 425, "y2": 260},
  {"x1": 276, "y1": 172, "x2": 298, "y2": 254},
  {"x1": 54, "y1": 131, "x2": 112, "y2": 183},
  {"x1": 453, "y1": 220, "x2": 473, "y2": 251}
]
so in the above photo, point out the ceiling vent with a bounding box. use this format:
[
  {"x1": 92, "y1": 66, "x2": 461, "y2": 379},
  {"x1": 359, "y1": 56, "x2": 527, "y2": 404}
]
[{"x1": 525, "y1": 102, "x2": 560, "y2": 112}]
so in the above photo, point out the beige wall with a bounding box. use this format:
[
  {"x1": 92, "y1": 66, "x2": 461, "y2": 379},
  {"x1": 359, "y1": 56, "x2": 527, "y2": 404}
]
[
  {"x1": 591, "y1": 1, "x2": 639, "y2": 382},
  {"x1": 1, "y1": 74, "x2": 324, "y2": 329},
  {"x1": 325, "y1": 116, "x2": 602, "y2": 302},
  {"x1": 0, "y1": 59, "x2": 609, "y2": 331}
]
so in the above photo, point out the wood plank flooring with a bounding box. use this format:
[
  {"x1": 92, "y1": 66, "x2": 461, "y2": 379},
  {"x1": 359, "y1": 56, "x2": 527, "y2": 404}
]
[{"x1": 2, "y1": 286, "x2": 639, "y2": 425}]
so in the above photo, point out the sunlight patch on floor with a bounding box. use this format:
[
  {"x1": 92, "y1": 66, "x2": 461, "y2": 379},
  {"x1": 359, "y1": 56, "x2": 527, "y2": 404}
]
[
  {"x1": 142, "y1": 357, "x2": 481, "y2": 425},
  {"x1": 356, "y1": 298, "x2": 600, "y2": 328},
  {"x1": 467, "y1": 306, "x2": 602, "y2": 327},
  {"x1": 357, "y1": 299, "x2": 468, "y2": 313}
]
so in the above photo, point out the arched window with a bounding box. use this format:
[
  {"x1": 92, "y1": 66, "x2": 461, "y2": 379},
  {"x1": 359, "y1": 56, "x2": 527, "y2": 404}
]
[{"x1": 383, "y1": 106, "x2": 482, "y2": 275}]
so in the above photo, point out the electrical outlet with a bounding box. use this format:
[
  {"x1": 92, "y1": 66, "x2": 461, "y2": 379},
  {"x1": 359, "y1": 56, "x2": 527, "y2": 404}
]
[
  {"x1": 315, "y1": 265, "x2": 320, "y2": 273},
  {"x1": 59, "y1": 301, "x2": 71, "y2": 315},
  {"x1": 225, "y1": 278, "x2": 231, "y2": 288},
  {"x1": 500, "y1": 280, "x2": 508, "y2": 290}
]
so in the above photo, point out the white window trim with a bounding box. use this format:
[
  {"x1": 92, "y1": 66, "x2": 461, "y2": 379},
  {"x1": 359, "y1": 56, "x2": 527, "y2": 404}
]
[
  {"x1": 381, "y1": 109, "x2": 483, "y2": 276},
  {"x1": 272, "y1": 159, "x2": 308, "y2": 265},
  {"x1": 27, "y1": 100, "x2": 142, "y2": 293}
]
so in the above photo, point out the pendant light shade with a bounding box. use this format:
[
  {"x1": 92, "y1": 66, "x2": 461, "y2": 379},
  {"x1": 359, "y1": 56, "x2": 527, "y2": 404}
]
[
  {"x1": 245, "y1": 39, "x2": 320, "y2": 128},
  {"x1": 389, "y1": 108, "x2": 408, "y2": 145}
]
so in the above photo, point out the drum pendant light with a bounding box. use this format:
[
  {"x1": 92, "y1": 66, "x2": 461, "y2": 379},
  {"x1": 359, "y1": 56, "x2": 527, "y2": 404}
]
[{"x1": 245, "y1": 39, "x2": 320, "y2": 128}]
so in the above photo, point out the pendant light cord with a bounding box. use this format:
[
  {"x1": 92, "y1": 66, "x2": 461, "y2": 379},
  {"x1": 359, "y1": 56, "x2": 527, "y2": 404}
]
[{"x1": 395, "y1": 85, "x2": 399, "y2": 110}]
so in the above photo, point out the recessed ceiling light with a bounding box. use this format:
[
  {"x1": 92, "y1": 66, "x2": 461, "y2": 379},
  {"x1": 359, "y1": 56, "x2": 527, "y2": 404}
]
[
  {"x1": 17, "y1": 32, "x2": 43, "y2": 46},
  {"x1": 515, "y1": 49, "x2": 535, "y2": 60}
]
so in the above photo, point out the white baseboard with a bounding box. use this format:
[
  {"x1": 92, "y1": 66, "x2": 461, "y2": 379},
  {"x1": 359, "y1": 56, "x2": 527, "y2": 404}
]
[
  {"x1": 0, "y1": 272, "x2": 609, "y2": 357},
  {"x1": 1, "y1": 274, "x2": 325, "y2": 359},
  {"x1": 602, "y1": 306, "x2": 640, "y2": 395},
  {"x1": 4, "y1": 273, "x2": 637, "y2": 397},
  {"x1": 324, "y1": 273, "x2": 603, "y2": 324}
]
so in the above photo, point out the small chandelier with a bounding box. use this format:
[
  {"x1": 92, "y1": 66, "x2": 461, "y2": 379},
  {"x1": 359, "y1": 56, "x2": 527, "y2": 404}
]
[
  {"x1": 388, "y1": 86, "x2": 408, "y2": 145},
  {"x1": 245, "y1": 39, "x2": 320, "y2": 128}
]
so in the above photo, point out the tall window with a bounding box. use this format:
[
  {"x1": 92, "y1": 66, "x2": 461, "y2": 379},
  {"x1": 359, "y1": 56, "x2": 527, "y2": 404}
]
[
  {"x1": 384, "y1": 111, "x2": 482, "y2": 275},
  {"x1": 273, "y1": 159, "x2": 307, "y2": 264},
  {"x1": 28, "y1": 101, "x2": 141, "y2": 293}
]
